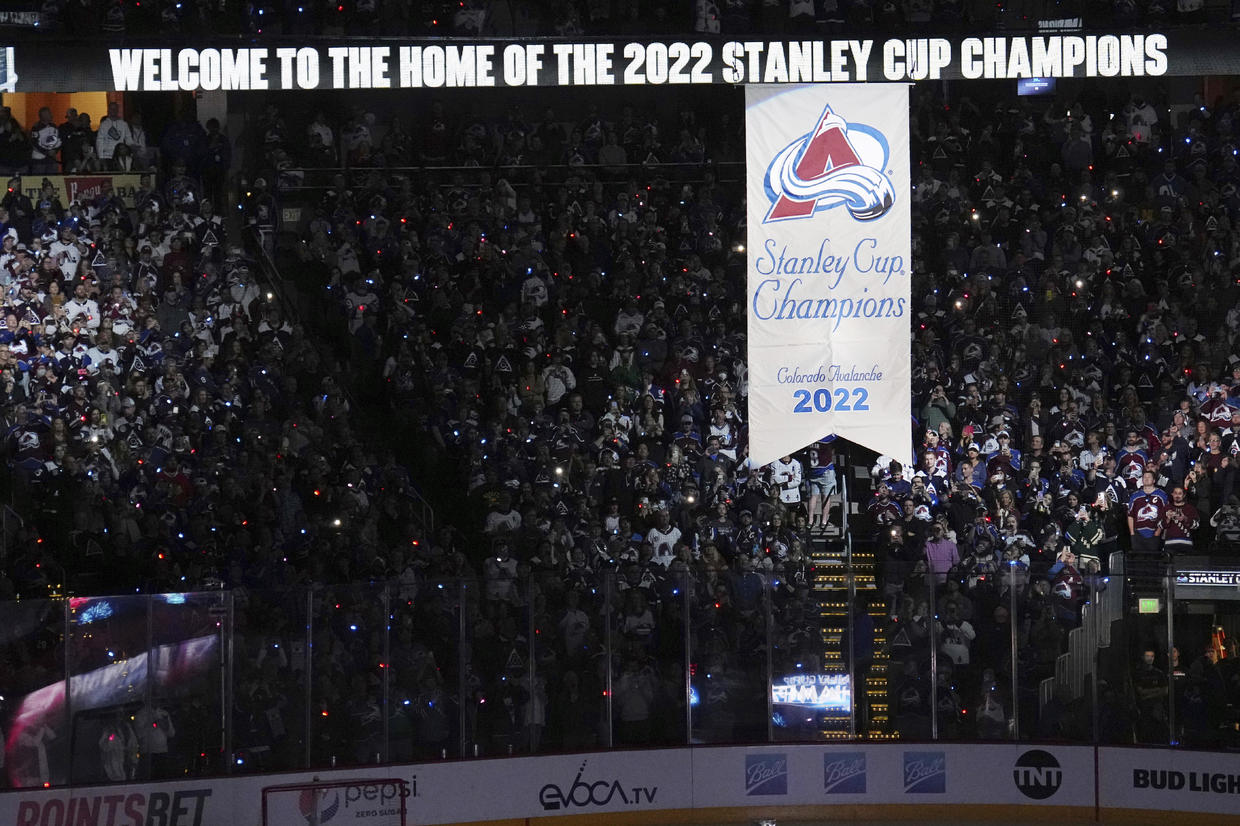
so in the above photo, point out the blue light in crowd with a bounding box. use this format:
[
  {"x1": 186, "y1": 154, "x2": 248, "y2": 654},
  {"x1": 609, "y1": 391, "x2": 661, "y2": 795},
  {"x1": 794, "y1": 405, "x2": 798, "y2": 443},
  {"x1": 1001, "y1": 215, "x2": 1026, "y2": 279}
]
[
  {"x1": 78, "y1": 601, "x2": 115, "y2": 624},
  {"x1": 689, "y1": 686, "x2": 700, "y2": 706},
  {"x1": 162, "y1": 593, "x2": 187, "y2": 605}
]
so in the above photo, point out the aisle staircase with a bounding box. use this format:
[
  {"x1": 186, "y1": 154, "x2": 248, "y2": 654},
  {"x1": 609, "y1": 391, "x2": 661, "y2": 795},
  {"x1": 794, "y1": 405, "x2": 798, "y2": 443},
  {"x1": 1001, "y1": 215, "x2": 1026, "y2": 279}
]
[
  {"x1": 1037, "y1": 551, "x2": 1127, "y2": 713},
  {"x1": 810, "y1": 461, "x2": 893, "y2": 738}
]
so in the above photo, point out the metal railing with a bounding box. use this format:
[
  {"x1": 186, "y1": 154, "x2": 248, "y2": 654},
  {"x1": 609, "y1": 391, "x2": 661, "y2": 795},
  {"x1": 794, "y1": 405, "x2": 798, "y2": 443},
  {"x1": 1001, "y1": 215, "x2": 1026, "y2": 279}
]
[{"x1": 1040, "y1": 550, "x2": 1125, "y2": 710}]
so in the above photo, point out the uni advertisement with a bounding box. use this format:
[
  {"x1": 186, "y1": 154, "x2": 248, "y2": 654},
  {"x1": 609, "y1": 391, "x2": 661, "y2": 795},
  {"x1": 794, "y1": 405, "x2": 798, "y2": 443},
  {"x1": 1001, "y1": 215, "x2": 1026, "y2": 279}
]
[{"x1": 745, "y1": 83, "x2": 911, "y2": 467}]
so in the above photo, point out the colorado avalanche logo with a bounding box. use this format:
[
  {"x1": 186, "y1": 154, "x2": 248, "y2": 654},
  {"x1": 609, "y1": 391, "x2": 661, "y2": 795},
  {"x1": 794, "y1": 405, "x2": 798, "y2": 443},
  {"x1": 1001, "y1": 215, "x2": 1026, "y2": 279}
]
[{"x1": 764, "y1": 104, "x2": 894, "y2": 223}]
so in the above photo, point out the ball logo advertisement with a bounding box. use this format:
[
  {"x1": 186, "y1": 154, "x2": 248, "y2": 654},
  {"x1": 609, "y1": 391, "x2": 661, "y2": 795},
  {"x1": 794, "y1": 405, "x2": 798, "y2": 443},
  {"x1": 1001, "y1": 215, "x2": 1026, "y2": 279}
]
[
  {"x1": 823, "y1": 752, "x2": 867, "y2": 794},
  {"x1": 903, "y1": 750, "x2": 947, "y2": 793},
  {"x1": 746, "y1": 83, "x2": 911, "y2": 467},
  {"x1": 744, "y1": 753, "x2": 789, "y2": 796}
]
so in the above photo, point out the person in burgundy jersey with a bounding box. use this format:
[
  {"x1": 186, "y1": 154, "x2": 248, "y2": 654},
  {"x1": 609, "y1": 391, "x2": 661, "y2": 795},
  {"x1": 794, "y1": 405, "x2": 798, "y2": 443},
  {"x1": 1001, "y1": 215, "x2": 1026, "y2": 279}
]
[
  {"x1": 1127, "y1": 470, "x2": 1169, "y2": 557},
  {"x1": 867, "y1": 482, "x2": 903, "y2": 525},
  {"x1": 1162, "y1": 485, "x2": 1200, "y2": 554},
  {"x1": 1116, "y1": 430, "x2": 1151, "y2": 490},
  {"x1": 923, "y1": 429, "x2": 952, "y2": 479}
]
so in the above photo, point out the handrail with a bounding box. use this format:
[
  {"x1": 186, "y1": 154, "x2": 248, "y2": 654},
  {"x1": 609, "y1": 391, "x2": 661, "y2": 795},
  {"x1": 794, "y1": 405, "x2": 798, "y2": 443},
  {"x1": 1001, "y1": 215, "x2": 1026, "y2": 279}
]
[
  {"x1": 1, "y1": 504, "x2": 24, "y2": 560},
  {"x1": 1038, "y1": 550, "x2": 1125, "y2": 716}
]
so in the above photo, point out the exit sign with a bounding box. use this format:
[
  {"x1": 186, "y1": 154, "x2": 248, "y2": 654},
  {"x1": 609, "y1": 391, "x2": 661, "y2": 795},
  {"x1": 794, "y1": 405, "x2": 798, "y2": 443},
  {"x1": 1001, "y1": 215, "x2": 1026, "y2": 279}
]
[{"x1": 1138, "y1": 598, "x2": 1160, "y2": 614}]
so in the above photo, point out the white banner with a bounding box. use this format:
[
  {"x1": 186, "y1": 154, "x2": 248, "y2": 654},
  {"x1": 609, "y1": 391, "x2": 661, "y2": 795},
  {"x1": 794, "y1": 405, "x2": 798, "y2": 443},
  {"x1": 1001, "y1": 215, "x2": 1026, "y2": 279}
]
[
  {"x1": 745, "y1": 83, "x2": 911, "y2": 467},
  {"x1": 0, "y1": 744, "x2": 1100, "y2": 824}
]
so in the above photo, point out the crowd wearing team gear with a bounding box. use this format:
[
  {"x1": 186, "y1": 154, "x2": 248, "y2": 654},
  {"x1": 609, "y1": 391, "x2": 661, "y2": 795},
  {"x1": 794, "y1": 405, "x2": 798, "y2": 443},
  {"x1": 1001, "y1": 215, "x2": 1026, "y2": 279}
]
[{"x1": 0, "y1": 23, "x2": 1239, "y2": 777}]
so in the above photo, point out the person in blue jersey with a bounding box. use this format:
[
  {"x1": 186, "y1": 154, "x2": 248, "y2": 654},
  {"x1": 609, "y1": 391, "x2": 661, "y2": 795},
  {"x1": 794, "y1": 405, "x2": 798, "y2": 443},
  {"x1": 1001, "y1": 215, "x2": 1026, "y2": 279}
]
[
  {"x1": 957, "y1": 444, "x2": 988, "y2": 489},
  {"x1": 986, "y1": 429, "x2": 1022, "y2": 468},
  {"x1": 885, "y1": 461, "x2": 913, "y2": 498},
  {"x1": 1127, "y1": 470, "x2": 1169, "y2": 557},
  {"x1": 919, "y1": 451, "x2": 951, "y2": 498}
]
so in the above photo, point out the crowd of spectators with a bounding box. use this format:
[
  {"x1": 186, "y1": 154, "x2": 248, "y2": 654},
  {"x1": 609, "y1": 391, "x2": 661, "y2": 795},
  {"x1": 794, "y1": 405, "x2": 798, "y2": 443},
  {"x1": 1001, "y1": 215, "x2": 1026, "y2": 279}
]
[
  {"x1": 872, "y1": 87, "x2": 1240, "y2": 741},
  {"x1": 25, "y1": 0, "x2": 1238, "y2": 38},
  {"x1": 0, "y1": 97, "x2": 445, "y2": 784},
  {"x1": 239, "y1": 76, "x2": 1240, "y2": 751},
  {"x1": 3, "y1": 51, "x2": 1240, "y2": 786}
]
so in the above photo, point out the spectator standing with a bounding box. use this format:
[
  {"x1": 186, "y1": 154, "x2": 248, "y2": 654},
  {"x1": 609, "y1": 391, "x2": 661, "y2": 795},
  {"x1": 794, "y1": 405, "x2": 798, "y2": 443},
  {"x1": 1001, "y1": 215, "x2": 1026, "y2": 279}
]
[
  {"x1": 96, "y1": 102, "x2": 133, "y2": 169},
  {"x1": 1163, "y1": 485, "x2": 1200, "y2": 554},
  {"x1": 201, "y1": 118, "x2": 232, "y2": 209},
  {"x1": 923, "y1": 520, "x2": 959, "y2": 583},
  {"x1": 29, "y1": 108, "x2": 62, "y2": 174},
  {"x1": 767, "y1": 454, "x2": 804, "y2": 512},
  {"x1": 1127, "y1": 470, "x2": 1168, "y2": 558}
]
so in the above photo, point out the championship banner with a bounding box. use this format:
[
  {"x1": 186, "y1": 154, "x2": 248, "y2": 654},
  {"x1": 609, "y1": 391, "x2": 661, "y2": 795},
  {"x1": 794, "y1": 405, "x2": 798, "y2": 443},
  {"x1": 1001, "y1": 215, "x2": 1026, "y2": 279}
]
[{"x1": 745, "y1": 83, "x2": 910, "y2": 468}]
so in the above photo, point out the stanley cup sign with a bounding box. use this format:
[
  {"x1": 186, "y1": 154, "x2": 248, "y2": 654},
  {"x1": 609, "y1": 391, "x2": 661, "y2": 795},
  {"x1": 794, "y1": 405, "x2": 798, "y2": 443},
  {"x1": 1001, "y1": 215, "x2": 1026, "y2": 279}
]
[{"x1": 746, "y1": 83, "x2": 911, "y2": 468}]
